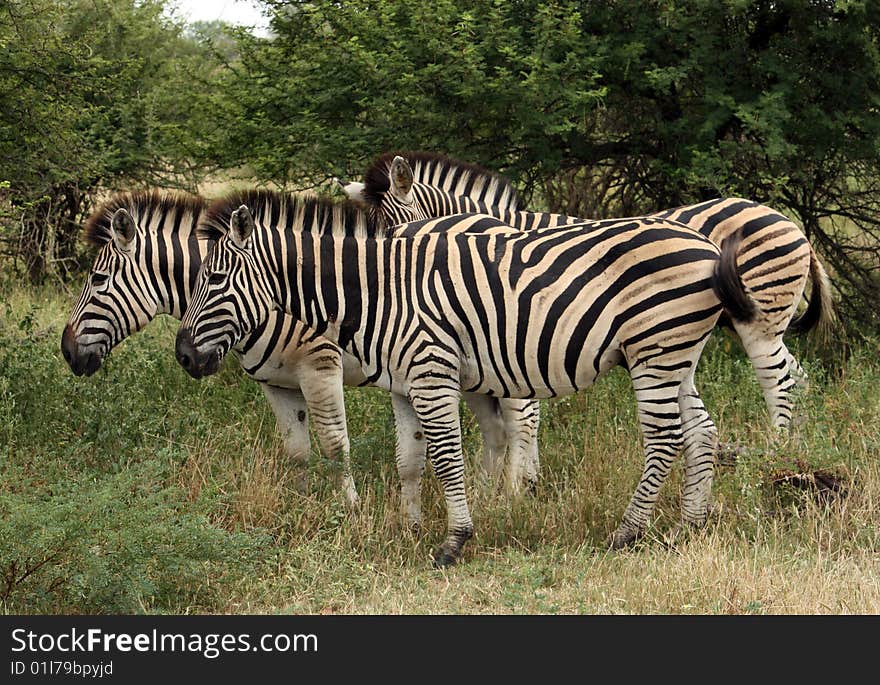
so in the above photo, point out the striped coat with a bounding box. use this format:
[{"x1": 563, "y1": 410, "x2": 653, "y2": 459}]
[
  {"x1": 349, "y1": 152, "x2": 834, "y2": 486},
  {"x1": 177, "y1": 191, "x2": 757, "y2": 565},
  {"x1": 61, "y1": 191, "x2": 521, "y2": 525}
]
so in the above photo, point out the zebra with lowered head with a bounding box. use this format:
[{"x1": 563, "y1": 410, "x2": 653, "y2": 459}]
[
  {"x1": 176, "y1": 189, "x2": 759, "y2": 566},
  {"x1": 61, "y1": 190, "x2": 528, "y2": 526}
]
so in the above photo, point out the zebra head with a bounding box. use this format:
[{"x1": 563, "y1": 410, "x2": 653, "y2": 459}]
[
  {"x1": 364, "y1": 155, "x2": 430, "y2": 227},
  {"x1": 176, "y1": 205, "x2": 274, "y2": 379},
  {"x1": 62, "y1": 207, "x2": 161, "y2": 376}
]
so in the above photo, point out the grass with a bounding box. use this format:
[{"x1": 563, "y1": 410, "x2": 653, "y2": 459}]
[{"x1": 1, "y1": 284, "x2": 879, "y2": 614}]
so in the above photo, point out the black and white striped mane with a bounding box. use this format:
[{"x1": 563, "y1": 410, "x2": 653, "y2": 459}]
[
  {"x1": 199, "y1": 189, "x2": 383, "y2": 242},
  {"x1": 82, "y1": 190, "x2": 205, "y2": 246},
  {"x1": 361, "y1": 151, "x2": 520, "y2": 211}
]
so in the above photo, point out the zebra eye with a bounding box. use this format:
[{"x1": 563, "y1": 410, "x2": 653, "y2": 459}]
[
  {"x1": 208, "y1": 271, "x2": 226, "y2": 286},
  {"x1": 91, "y1": 272, "x2": 110, "y2": 288}
]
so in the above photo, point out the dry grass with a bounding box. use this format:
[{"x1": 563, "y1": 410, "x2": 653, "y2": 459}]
[{"x1": 3, "y1": 287, "x2": 879, "y2": 614}]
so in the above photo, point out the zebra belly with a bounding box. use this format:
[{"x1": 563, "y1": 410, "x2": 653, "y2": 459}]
[{"x1": 456, "y1": 320, "x2": 621, "y2": 399}]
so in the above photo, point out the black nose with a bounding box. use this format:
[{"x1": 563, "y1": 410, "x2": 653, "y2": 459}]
[
  {"x1": 61, "y1": 324, "x2": 76, "y2": 364},
  {"x1": 176, "y1": 328, "x2": 196, "y2": 371},
  {"x1": 175, "y1": 328, "x2": 221, "y2": 379},
  {"x1": 61, "y1": 324, "x2": 102, "y2": 376}
]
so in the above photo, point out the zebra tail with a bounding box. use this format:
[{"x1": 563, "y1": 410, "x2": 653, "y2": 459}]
[
  {"x1": 711, "y1": 228, "x2": 758, "y2": 324},
  {"x1": 787, "y1": 247, "x2": 837, "y2": 336}
]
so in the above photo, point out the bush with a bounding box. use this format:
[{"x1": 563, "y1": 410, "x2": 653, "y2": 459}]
[{"x1": 0, "y1": 299, "x2": 271, "y2": 614}]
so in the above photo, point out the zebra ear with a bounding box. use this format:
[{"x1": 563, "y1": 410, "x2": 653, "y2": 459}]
[
  {"x1": 229, "y1": 205, "x2": 255, "y2": 248},
  {"x1": 389, "y1": 155, "x2": 414, "y2": 200},
  {"x1": 110, "y1": 208, "x2": 137, "y2": 251}
]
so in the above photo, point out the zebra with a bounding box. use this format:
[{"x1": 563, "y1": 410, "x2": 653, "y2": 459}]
[
  {"x1": 175, "y1": 189, "x2": 758, "y2": 566},
  {"x1": 345, "y1": 152, "x2": 835, "y2": 481},
  {"x1": 60, "y1": 190, "x2": 526, "y2": 527}
]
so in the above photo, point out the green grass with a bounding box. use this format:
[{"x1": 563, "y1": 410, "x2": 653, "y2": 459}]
[{"x1": 1, "y1": 286, "x2": 879, "y2": 614}]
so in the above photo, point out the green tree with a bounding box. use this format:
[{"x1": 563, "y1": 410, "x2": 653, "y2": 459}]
[
  {"x1": 218, "y1": 0, "x2": 880, "y2": 333},
  {"x1": 0, "y1": 0, "x2": 221, "y2": 283}
]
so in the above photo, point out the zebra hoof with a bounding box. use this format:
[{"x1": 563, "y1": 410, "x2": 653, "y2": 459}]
[
  {"x1": 431, "y1": 547, "x2": 459, "y2": 569},
  {"x1": 431, "y1": 528, "x2": 473, "y2": 568},
  {"x1": 607, "y1": 525, "x2": 642, "y2": 550}
]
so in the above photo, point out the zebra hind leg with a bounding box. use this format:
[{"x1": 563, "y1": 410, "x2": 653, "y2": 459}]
[
  {"x1": 408, "y1": 386, "x2": 474, "y2": 568},
  {"x1": 610, "y1": 378, "x2": 684, "y2": 549},
  {"x1": 736, "y1": 326, "x2": 800, "y2": 431}
]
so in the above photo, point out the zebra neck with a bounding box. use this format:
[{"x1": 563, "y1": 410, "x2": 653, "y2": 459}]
[
  {"x1": 142, "y1": 225, "x2": 210, "y2": 321},
  {"x1": 263, "y1": 230, "x2": 388, "y2": 364}
]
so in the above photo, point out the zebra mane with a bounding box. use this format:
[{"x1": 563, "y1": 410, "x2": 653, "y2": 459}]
[
  {"x1": 200, "y1": 189, "x2": 382, "y2": 242},
  {"x1": 82, "y1": 190, "x2": 206, "y2": 246},
  {"x1": 361, "y1": 151, "x2": 520, "y2": 211}
]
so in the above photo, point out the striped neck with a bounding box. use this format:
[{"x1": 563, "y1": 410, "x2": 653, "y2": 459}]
[
  {"x1": 254, "y1": 223, "x2": 386, "y2": 362},
  {"x1": 133, "y1": 205, "x2": 208, "y2": 320}
]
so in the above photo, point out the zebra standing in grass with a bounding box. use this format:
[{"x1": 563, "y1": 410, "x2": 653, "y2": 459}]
[
  {"x1": 345, "y1": 153, "x2": 835, "y2": 459},
  {"x1": 61, "y1": 191, "x2": 527, "y2": 526},
  {"x1": 176, "y1": 190, "x2": 758, "y2": 565}
]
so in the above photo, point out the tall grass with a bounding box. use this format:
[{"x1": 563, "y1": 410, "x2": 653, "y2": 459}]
[{"x1": 1, "y1": 287, "x2": 878, "y2": 613}]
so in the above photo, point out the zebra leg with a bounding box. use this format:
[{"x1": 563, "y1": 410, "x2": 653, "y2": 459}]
[
  {"x1": 735, "y1": 325, "x2": 799, "y2": 431},
  {"x1": 610, "y1": 379, "x2": 684, "y2": 549},
  {"x1": 462, "y1": 393, "x2": 507, "y2": 482},
  {"x1": 390, "y1": 392, "x2": 427, "y2": 531},
  {"x1": 296, "y1": 372, "x2": 359, "y2": 511},
  {"x1": 408, "y1": 387, "x2": 474, "y2": 567},
  {"x1": 260, "y1": 383, "x2": 312, "y2": 492},
  {"x1": 678, "y1": 371, "x2": 719, "y2": 526},
  {"x1": 500, "y1": 399, "x2": 541, "y2": 496}
]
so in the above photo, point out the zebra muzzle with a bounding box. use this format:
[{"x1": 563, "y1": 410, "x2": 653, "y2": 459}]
[
  {"x1": 61, "y1": 324, "x2": 103, "y2": 377},
  {"x1": 175, "y1": 328, "x2": 221, "y2": 379}
]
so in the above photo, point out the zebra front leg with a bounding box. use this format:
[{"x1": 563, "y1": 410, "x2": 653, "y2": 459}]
[
  {"x1": 260, "y1": 383, "x2": 311, "y2": 492},
  {"x1": 610, "y1": 380, "x2": 684, "y2": 549},
  {"x1": 499, "y1": 399, "x2": 541, "y2": 496},
  {"x1": 390, "y1": 392, "x2": 427, "y2": 531},
  {"x1": 297, "y1": 371, "x2": 359, "y2": 511},
  {"x1": 678, "y1": 372, "x2": 719, "y2": 527},
  {"x1": 462, "y1": 393, "x2": 507, "y2": 482},
  {"x1": 409, "y1": 387, "x2": 474, "y2": 567}
]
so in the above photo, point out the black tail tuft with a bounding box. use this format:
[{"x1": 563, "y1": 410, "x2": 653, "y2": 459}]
[{"x1": 711, "y1": 228, "x2": 757, "y2": 324}]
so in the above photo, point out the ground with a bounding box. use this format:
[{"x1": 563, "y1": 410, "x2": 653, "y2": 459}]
[{"x1": 1, "y1": 286, "x2": 878, "y2": 614}]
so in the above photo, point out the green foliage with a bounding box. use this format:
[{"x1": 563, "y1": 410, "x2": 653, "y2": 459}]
[
  {"x1": 0, "y1": 0, "x2": 222, "y2": 282},
  {"x1": 0, "y1": 298, "x2": 271, "y2": 613},
  {"x1": 215, "y1": 0, "x2": 606, "y2": 186}
]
